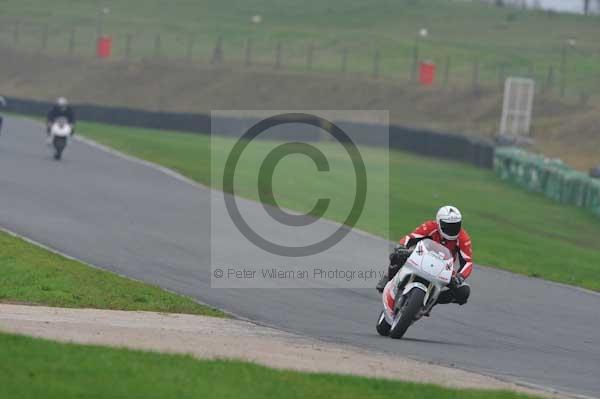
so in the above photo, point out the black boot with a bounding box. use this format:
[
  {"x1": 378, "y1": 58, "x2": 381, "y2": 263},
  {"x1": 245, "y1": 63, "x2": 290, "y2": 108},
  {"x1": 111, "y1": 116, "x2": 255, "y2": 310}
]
[
  {"x1": 376, "y1": 264, "x2": 402, "y2": 293},
  {"x1": 425, "y1": 285, "x2": 469, "y2": 316},
  {"x1": 376, "y1": 273, "x2": 388, "y2": 293}
]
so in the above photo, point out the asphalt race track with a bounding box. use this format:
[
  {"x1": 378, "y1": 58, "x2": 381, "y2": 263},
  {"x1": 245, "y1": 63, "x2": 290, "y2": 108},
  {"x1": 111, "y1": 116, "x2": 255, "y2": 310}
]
[{"x1": 1, "y1": 116, "x2": 599, "y2": 398}]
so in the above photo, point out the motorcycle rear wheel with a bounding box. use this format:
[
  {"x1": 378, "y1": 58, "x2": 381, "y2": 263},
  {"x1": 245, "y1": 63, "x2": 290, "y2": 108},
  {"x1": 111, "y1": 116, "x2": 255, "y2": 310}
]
[{"x1": 389, "y1": 288, "x2": 425, "y2": 339}]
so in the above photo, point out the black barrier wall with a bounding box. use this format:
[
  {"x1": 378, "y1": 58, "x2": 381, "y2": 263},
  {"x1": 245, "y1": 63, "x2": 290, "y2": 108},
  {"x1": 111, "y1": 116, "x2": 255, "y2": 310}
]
[{"x1": 4, "y1": 96, "x2": 494, "y2": 169}]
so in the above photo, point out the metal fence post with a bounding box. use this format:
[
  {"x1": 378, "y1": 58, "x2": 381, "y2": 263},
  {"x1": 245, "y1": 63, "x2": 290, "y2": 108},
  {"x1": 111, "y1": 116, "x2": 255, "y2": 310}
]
[
  {"x1": 306, "y1": 43, "x2": 314, "y2": 71},
  {"x1": 411, "y1": 38, "x2": 420, "y2": 82},
  {"x1": 125, "y1": 34, "x2": 132, "y2": 59},
  {"x1": 13, "y1": 20, "x2": 20, "y2": 46},
  {"x1": 372, "y1": 50, "x2": 380, "y2": 78},
  {"x1": 444, "y1": 56, "x2": 451, "y2": 86},
  {"x1": 244, "y1": 38, "x2": 252, "y2": 66},
  {"x1": 40, "y1": 24, "x2": 49, "y2": 52},
  {"x1": 154, "y1": 34, "x2": 161, "y2": 58},
  {"x1": 211, "y1": 36, "x2": 224, "y2": 65},
  {"x1": 341, "y1": 48, "x2": 348, "y2": 73},
  {"x1": 186, "y1": 34, "x2": 194, "y2": 63},
  {"x1": 472, "y1": 59, "x2": 480, "y2": 91},
  {"x1": 274, "y1": 42, "x2": 282, "y2": 69},
  {"x1": 68, "y1": 28, "x2": 76, "y2": 56},
  {"x1": 544, "y1": 65, "x2": 554, "y2": 93},
  {"x1": 498, "y1": 63, "x2": 506, "y2": 90},
  {"x1": 560, "y1": 44, "x2": 567, "y2": 97}
]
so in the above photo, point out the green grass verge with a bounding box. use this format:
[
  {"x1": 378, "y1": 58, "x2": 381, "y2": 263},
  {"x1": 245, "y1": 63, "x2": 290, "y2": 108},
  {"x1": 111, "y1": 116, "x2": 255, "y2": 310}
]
[
  {"x1": 78, "y1": 121, "x2": 600, "y2": 291},
  {"x1": 0, "y1": 0, "x2": 598, "y2": 95},
  {"x1": 0, "y1": 331, "x2": 539, "y2": 399},
  {"x1": 0, "y1": 229, "x2": 223, "y2": 316}
]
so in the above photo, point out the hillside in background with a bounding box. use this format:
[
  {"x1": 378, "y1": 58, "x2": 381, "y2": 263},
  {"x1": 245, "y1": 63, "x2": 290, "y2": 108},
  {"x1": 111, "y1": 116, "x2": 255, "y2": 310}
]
[
  {"x1": 0, "y1": 45, "x2": 597, "y2": 170},
  {"x1": 2, "y1": 0, "x2": 600, "y2": 96}
]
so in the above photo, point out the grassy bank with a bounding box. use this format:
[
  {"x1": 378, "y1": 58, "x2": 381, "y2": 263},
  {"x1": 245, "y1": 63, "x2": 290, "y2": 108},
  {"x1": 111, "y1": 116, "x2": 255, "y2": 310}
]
[
  {"x1": 0, "y1": 332, "x2": 539, "y2": 399},
  {"x1": 0, "y1": 229, "x2": 223, "y2": 316},
  {"x1": 0, "y1": 0, "x2": 598, "y2": 94},
  {"x1": 78, "y1": 121, "x2": 600, "y2": 291}
]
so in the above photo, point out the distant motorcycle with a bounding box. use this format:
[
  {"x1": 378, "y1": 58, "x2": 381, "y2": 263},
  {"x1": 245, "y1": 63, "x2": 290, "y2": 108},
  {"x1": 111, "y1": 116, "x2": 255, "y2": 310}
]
[
  {"x1": 376, "y1": 239, "x2": 455, "y2": 339},
  {"x1": 48, "y1": 117, "x2": 73, "y2": 160},
  {"x1": 0, "y1": 96, "x2": 6, "y2": 135}
]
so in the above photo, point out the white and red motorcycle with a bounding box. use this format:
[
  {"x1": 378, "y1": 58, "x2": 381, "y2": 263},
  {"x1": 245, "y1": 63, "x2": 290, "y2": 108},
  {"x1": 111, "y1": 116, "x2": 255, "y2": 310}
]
[
  {"x1": 377, "y1": 239, "x2": 454, "y2": 339},
  {"x1": 48, "y1": 117, "x2": 73, "y2": 160}
]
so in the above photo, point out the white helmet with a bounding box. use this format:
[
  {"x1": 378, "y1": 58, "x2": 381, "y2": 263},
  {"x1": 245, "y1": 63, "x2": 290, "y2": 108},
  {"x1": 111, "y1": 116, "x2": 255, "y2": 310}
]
[
  {"x1": 436, "y1": 205, "x2": 462, "y2": 240},
  {"x1": 57, "y1": 97, "x2": 68, "y2": 107}
]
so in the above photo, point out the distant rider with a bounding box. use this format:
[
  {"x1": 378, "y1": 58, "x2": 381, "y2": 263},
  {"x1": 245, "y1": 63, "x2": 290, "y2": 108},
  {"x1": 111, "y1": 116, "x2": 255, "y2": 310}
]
[
  {"x1": 0, "y1": 96, "x2": 6, "y2": 134},
  {"x1": 47, "y1": 97, "x2": 75, "y2": 136},
  {"x1": 376, "y1": 205, "x2": 473, "y2": 308}
]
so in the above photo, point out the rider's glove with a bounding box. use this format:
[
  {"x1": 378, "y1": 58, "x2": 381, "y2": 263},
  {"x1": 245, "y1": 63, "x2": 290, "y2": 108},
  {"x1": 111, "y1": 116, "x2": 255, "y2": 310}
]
[
  {"x1": 389, "y1": 244, "x2": 410, "y2": 266},
  {"x1": 449, "y1": 274, "x2": 465, "y2": 289}
]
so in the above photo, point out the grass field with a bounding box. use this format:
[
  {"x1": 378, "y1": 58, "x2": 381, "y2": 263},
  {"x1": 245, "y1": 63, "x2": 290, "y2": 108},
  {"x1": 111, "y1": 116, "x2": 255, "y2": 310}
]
[
  {"x1": 78, "y1": 121, "x2": 600, "y2": 291},
  {"x1": 0, "y1": 0, "x2": 598, "y2": 95},
  {"x1": 0, "y1": 331, "x2": 540, "y2": 399},
  {"x1": 0, "y1": 229, "x2": 223, "y2": 316}
]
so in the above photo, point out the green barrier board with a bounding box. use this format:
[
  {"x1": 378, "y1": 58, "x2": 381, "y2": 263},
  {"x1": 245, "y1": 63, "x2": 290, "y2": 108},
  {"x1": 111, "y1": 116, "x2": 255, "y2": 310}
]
[{"x1": 494, "y1": 147, "x2": 600, "y2": 216}]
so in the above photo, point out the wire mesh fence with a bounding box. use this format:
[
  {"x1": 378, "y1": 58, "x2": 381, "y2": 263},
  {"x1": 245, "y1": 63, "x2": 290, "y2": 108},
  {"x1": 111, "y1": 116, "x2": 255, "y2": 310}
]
[{"x1": 0, "y1": 17, "x2": 598, "y2": 102}]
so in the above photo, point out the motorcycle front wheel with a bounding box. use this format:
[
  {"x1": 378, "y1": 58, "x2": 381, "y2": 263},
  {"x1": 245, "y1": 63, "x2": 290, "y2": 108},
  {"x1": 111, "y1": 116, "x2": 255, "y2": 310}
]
[
  {"x1": 376, "y1": 310, "x2": 391, "y2": 336},
  {"x1": 53, "y1": 136, "x2": 67, "y2": 160},
  {"x1": 389, "y1": 288, "x2": 425, "y2": 339}
]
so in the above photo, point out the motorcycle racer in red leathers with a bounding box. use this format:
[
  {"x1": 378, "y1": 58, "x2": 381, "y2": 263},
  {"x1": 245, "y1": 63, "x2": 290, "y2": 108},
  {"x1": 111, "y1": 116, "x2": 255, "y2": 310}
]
[{"x1": 376, "y1": 206, "x2": 473, "y2": 307}]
